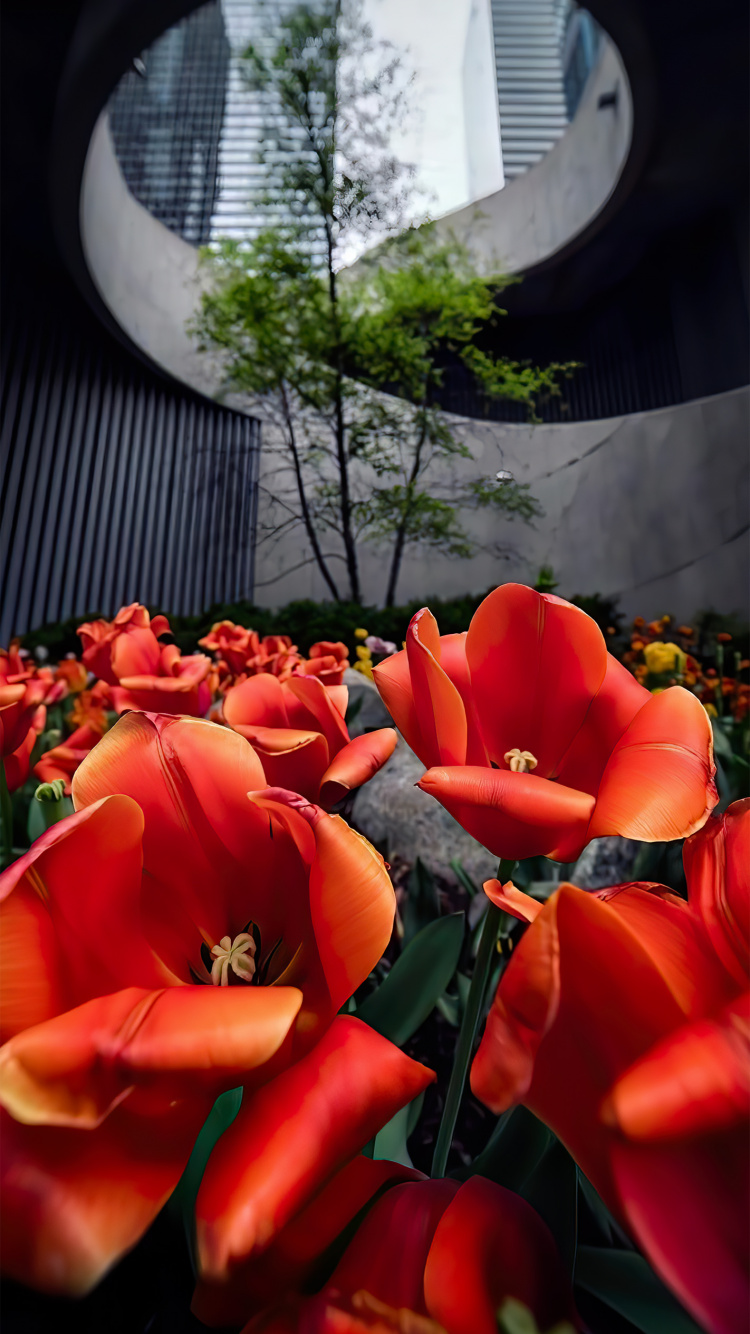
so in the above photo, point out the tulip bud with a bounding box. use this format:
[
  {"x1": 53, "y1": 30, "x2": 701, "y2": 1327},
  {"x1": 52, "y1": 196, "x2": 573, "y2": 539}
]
[{"x1": 34, "y1": 778, "x2": 67, "y2": 829}]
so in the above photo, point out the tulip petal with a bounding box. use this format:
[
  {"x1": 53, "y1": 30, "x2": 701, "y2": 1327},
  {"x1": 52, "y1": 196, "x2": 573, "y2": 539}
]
[
  {"x1": 590, "y1": 686, "x2": 717, "y2": 842},
  {"x1": 196, "y1": 1017, "x2": 435, "y2": 1278},
  {"x1": 684, "y1": 798, "x2": 750, "y2": 986},
  {"x1": 72, "y1": 714, "x2": 271, "y2": 970},
  {"x1": 319, "y1": 728, "x2": 398, "y2": 809},
  {"x1": 610, "y1": 1129, "x2": 749, "y2": 1334},
  {"x1": 110, "y1": 626, "x2": 161, "y2": 679},
  {"x1": 471, "y1": 886, "x2": 692, "y2": 1209},
  {"x1": 0, "y1": 1099, "x2": 206, "y2": 1295},
  {"x1": 438, "y1": 632, "x2": 489, "y2": 766},
  {"x1": 0, "y1": 797, "x2": 167, "y2": 1042},
  {"x1": 192, "y1": 1155, "x2": 423, "y2": 1327},
  {"x1": 555, "y1": 655, "x2": 650, "y2": 794},
  {"x1": 465, "y1": 584, "x2": 607, "y2": 777},
  {"x1": 326, "y1": 1178, "x2": 459, "y2": 1317},
  {"x1": 224, "y1": 674, "x2": 290, "y2": 731},
  {"x1": 284, "y1": 675, "x2": 350, "y2": 756},
  {"x1": 239, "y1": 727, "x2": 330, "y2": 801},
  {"x1": 483, "y1": 879, "x2": 543, "y2": 923},
  {"x1": 371, "y1": 647, "x2": 423, "y2": 756},
  {"x1": 424, "y1": 1176, "x2": 579, "y2": 1334},
  {"x1": 405, "y1": 610, "x2": 468, "y2": 767},
  {"x1": 417, "y1": 766, "x2": 595, "y2": 862},
  {"x1": 605, "y1": 991, "x2": 750, "y2": 1142},
  {"x1": 0, "y1": 984, "x2": 302, "y2": 1128},
  {"x1": 308, "y1": 814, "x2": 395, "y2": 1013}
]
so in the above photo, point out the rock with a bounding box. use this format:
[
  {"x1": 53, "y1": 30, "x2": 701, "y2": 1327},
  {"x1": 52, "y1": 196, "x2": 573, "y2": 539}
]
[
  {"x1": 342, "y1": 667, "x2": 393, "y2": 737},
  {"x1": 571, "y1": 836, "x2": 640, "y2": 889},
  {"x1": 351, "y1": 735, "x2": 497, "y2": 886}
]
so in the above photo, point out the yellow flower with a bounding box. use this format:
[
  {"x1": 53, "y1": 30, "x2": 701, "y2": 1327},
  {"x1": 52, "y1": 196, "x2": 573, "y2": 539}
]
[
  {"x1": 353, "y1": 660, "x2": 374, "y2": 680},
  {"x1": 356, "y1": 645, "x2": 372, "y2": 663},
  {"x1": 643, "y1": 641, "x2": 686, "y2": 675},
  {"x1": 704, "y1": 702, "x2": 718, "y2": 717},
  {"x1": 354, "y1": 628, "x2": 369, "y2": 640}
]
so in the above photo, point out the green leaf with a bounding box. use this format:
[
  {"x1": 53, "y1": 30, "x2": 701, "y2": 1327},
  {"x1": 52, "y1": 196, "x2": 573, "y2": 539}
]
[
  {"x1": 577, "y1": 1170, "x2": 633, "y2": 1248},
  {"x1": 403, "y1": 856, "x2": 441, "y2": 943},
  {"x1": 372, "y1": 1091, "x2": 425, "y2": 1168},
  {"x1": 450, "y1": 858, "x2": 479, "y2": 897},
  {"x1": 521, "y1": 1138, "x2": 578, "y2": 1279},
  {"x1": 575, "y1": 1247, "x2": 703, "y2": 1334},
  {"x1": 356, "y1": 913, "x2": 465, "y2": 1047},
  {"x1": 461, "y1": 1105, "x2": 553, "y2": 1190},
  {"x1": 170, "y1": 1086, "x2": 243, "y2": 1271}
]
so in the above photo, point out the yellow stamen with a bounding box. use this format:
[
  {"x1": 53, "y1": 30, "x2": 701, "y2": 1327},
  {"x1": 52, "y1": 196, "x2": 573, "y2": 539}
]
[
  {"x1": 504, "y1": 748, "x2": 538, "y2": 773},
  {"x1": 210, "y1": 932, "x2": 257, "y2": 986}
]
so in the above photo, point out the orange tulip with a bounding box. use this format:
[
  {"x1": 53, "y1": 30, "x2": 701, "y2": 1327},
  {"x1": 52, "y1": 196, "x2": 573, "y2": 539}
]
[
  {"x1": 78, "y1": 605, "x2": 211, "y2": 716},
  {"x1": 33, "y1": 723, "x2": 103, "y2": 795},
  {"x1": 472, "y1": 799, "x2": 750, "y2": 1334},
  {"x1": 54, "y1": 656, "x2": 88, "y2": 694},
  {"x1": 0, "y1": 648, "x2": 66, "y2": 793},
  {"x1": 198, "y1": 1159, "x2": 578, "y2": 1334},
  {"x1": 295, "y1": 640, "x2": 351, "y2": 687},
  {"x1": 0, "y1": 713, "x2": 428, "y2": 1295},
  {"x1": 373, "y1": 584, "x2": 717, "y2": 862},
  {"x1": 223, "y1": 673, "x2": 397, "y2": 809}
]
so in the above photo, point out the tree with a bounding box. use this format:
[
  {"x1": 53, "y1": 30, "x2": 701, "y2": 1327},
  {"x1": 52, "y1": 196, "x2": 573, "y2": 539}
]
[{"x1": 193, "y1": 1, "x2": 573, "y2": 606}]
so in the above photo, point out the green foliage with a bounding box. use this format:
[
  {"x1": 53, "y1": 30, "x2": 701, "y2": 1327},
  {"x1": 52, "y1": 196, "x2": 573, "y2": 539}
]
[
  {"x1": 356, "y1": 913, "x2": 465, "y2": 1047},
  {"x1": 575, "y1": 1248, "x2": 703, "y2": 1333}
]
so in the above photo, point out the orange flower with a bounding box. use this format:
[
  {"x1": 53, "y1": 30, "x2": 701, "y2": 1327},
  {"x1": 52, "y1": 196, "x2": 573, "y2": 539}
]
[
  {"x1": 199, "y1": 621, "x2": 262, "y2": 677},
  {"x1": 33, "y1": 724, "x2": 103, "y2": 795},
  {"x1": 717, "y1": 632, "x2": 733, "y2": 643},
  {"x1": 295, "y1": 640, "x2": 351, "y2": 686},
  {"x1": 0, "y1": 647, "x2": 66, "y2": 793},
  {"x1": 223, "y1": 673, "x2": 397, "y2": 809},
  {"x1": 0, "y1": 713, "x2": 428, "y2": 1295},
  {"x1": 78, "y1": 605, "x2": 211, "y2": 716},
  {"x1": 472, "y1": 799, "x2": 750, "y2": 1334},
  {"x1": 194, "y1": 1162, "x2": 578, "y2": 1333},
  {"x1": 67, "y1": 683, "x2": 110, "y2": 733},
  {"x1": 373, "y1": 585, "x2": 717, "y2": 863},
  {"x1": 54, "y1": 657, "x2": 88, "y2": 694}
]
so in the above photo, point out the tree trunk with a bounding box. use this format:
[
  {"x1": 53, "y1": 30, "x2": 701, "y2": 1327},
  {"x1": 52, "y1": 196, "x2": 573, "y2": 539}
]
[
  {"x1": 384, "y1": 410, "x2": 428, "y2": 607},
  {"x1": 281, "y1": 385, "x2": 341, "y2": 601}
]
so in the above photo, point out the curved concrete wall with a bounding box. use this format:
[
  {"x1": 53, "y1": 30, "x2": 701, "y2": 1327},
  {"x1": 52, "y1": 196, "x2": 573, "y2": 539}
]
[
  {"x1": 427, "y1": 36, "x2": 632, "y2": 275},
  {"x1": 79, "y1": 92, "x2": 747, "y2": 624}
]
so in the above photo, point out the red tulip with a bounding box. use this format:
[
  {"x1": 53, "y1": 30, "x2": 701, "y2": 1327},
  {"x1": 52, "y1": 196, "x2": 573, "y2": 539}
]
[
  {"x1": 198, "y1": 1158, "x2": 578, "y2": 1334},
  {"x1": 295, "y1": 641, "x2": 351, "y2": 687},
  {"x1": 373, "y1": 584, "x2": 717, "y2": 861},
  {"x1": 33, "y1": 723, "x2": 103, "y2": 795},
  {"x1": 0, "y1": 647, "x2": 65, "y2": 792},
  {"x1": 223, "y1": 673, "x2": 397, "y2": 809},
  {"x1": 54, "y1": 657, "x2": 88, "y2": 694},
  {"x1": 78, "y1": 605, "x2": 210, "y2": 716},
  {"x1": 0, "y1": 713, "x2": 427, "y2": 1295},
  {"x1": 472, "y1": 799, "x2": 750, "y2": 1334}
]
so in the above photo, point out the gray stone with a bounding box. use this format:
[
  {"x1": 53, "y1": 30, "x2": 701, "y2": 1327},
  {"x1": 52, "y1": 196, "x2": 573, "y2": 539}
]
[
  {"x1": 351, "y1": 735, "x2": 497, "y2": 885},
  {"x1": 570, "y1": 836, "x2": 640, "y2": 889},
  {"x1": 342, "y1": 667, "x2": 393, "y2": 737}
]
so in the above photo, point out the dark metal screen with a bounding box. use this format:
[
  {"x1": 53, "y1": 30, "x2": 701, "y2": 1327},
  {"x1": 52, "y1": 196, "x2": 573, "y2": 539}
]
[
  {"x1": 0, "y1": 281, "x2": 260, "y2": 645},
  {"x1": 108, "y1": 1, "x2": 230, "y2": 245}
]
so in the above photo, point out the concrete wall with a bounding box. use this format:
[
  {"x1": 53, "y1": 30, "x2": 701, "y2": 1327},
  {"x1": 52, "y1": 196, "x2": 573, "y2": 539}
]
[
  {"x1": 250, "y1": 389, "x2": 749, "y2": 622},
  {"x1": 425, "y1": 35, "x2": 632, "y2": 274},
  {"x1": 79, "y1": 98, "x2": 748, "y2": 625}
]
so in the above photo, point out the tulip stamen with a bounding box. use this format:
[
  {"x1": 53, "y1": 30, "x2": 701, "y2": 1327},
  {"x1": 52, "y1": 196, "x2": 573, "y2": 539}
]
[
  {"x1": 504, "y1": 748, "x2": 538, "y2": 773},
  {"x1": 210, "y1": 933, "x2": 257, "y2": 986}
]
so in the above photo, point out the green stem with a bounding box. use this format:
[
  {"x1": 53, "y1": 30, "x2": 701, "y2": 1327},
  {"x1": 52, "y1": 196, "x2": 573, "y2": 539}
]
[
  {"x1": 0, "y1": 762, "x2": 12, "y2": 870},
  {"x1": 431, "y1": 858, "x2": 516, "y2": 1179}
]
